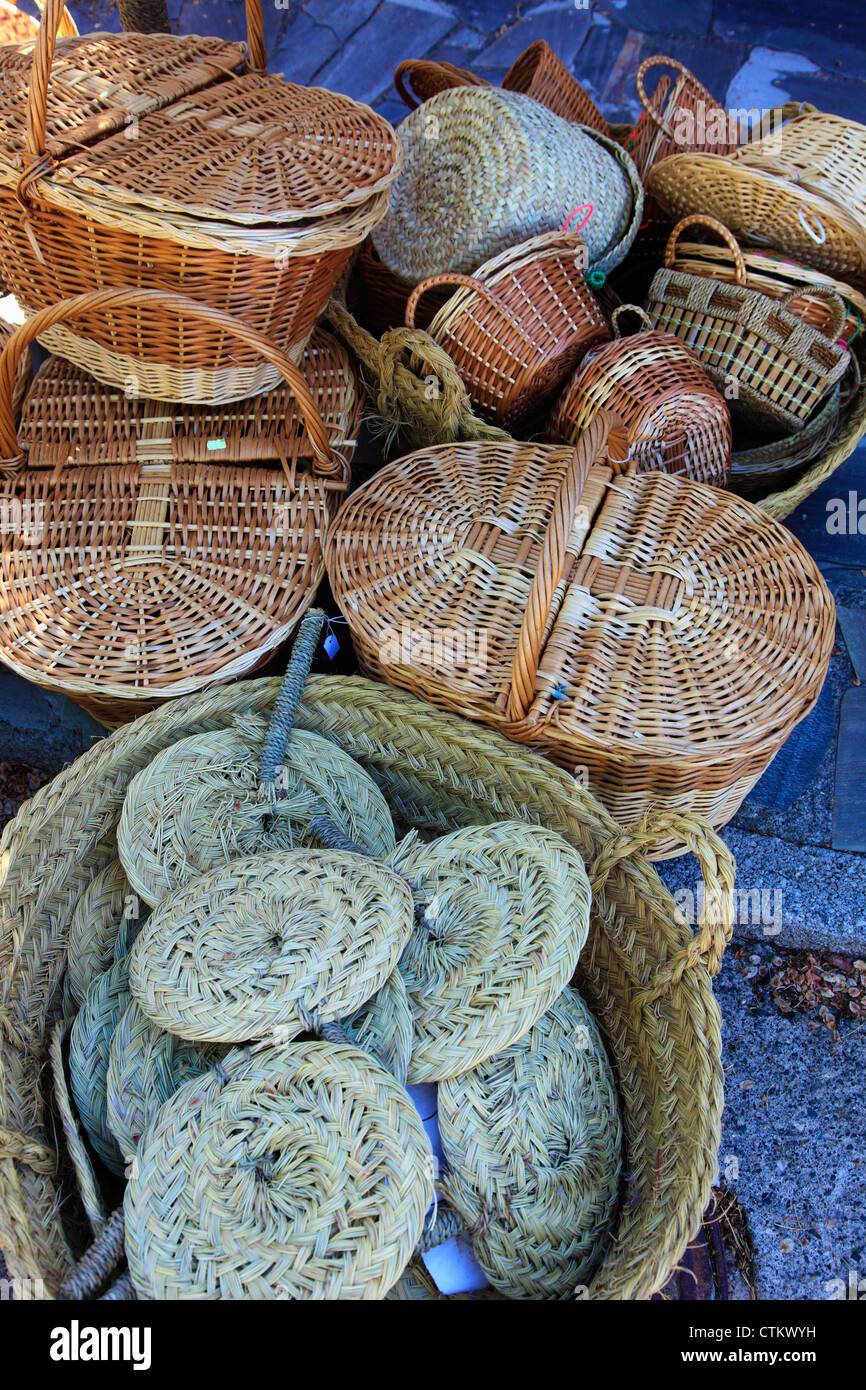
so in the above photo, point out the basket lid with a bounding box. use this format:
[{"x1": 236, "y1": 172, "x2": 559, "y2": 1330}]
[{"x1": 326, "y1": 435, "x2": 835, "y2": 764}]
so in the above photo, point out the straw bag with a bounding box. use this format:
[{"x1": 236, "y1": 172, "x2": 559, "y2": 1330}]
[
  {"x1": 647, "y1": 110, "x2": 866, "y2": 280},
  {"x1": 548, "y1": 304, "x2": 731, "y2": 486},
  {"x1": 0, "y1": 670, "x2": 734, "y2": 1298},
  {"x1": 646, "y1": 216, "x2": 850, "y2": 429},
  {"x1": 326, "y1": 413, "x2": 835, "y2": 844},
  {"x1": 0, "y1": 289, "x2": 360, "y2": 726},
  {"x1": 404, "y1": 230, "x2": 611, "y2": 428},
  {"x1": 371, "y1": 88, "x2": 642, "y2": 284},
  {"x1": 0, "y1": 0, "x2": 400, "y2": 402},
  {"x1": 395, "y1": 40, "x2": 609, "y2": 133}
]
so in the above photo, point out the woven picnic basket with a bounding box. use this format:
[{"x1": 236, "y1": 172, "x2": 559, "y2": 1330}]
[
  {"x1": 372, "y1": 88, "x2": 642, "y2": 285},
  {"x1": 0, "y1": 668, "x2": 735, "y2": 1298},
  {"x1": 0, "y1": 288, "x2": 360, "y2": 726},
  {"x1": 647, "y1": 110, "x2": 866, "y2": 280},
  {"x1": 0, "y1": 316, "x2": 31, "y2": 420},
  {"x1": 327, "y1": 412, "x2": 835, "y2": 845},
  {"x1": 395, "y1": 41, "x2": 608, "y2": 133},
  {"x1": 405, "y1": 229, "x2": 610, "y2": 428},
  {"x1": 547, "y1": 304, "x2": 731, "y2": 486},
  {"x1": 646, "y1": 216, "x2": 850, "y2": 430},
  {"x1": 0, "y1": 0, "x2": 400, "y2": 402}
]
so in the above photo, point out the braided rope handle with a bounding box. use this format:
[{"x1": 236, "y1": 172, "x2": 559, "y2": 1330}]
[
  {"x1": 57, "y1": 1207, "x2": 126, "y2": 1300},
  {"x1": 25, "y1": 0, "x2": 266, "y2": 162},
  {"x1": 610, "y1": 304, "x2": 655, "y2": 338},
  {"x1": 393, "y1": 58, "x2": 489, "y2": 110},
  {"x1": 664, "y1": 214, "x2": 748, "y2": 285},
  {"x1": 590, "y1": 809, "x2": 736, "y2": 999},
  {"x1": 506, "y1": 410, "x2": 629, "y2": 722},
  {"x1": 778, "y1": 285, "x2": 848, "y2": 341},
  {"x1": 0, "y1": 287, "x2": 343, "y2": 478},
  {"x1": 258, "y1": 608, "x2": 325, "y2": 787}
]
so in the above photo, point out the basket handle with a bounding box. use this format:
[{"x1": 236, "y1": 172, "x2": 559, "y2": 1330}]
[
  {"x1": 506, "y1": 410, "x2": 629, "y2": 722},
  {"x1": 25, "y1": 0, "x2": 267, "y2": 163},
  {"x1": 590, "y1": 809, "x2": 736, "y2": 995},
  {"x1": 664, "y1": 214, "x2": 748, "y2": 285},
  {"x1": 611, "y1": 304, "x2": 654, "y2": 337},
  {"x1": 779, "y1": 285, "x2": 848, "y2": 341},
  {"x1": 635, "y1": 55, "x2": 693, "y2": 139},
  {"x1": 393, "y1": 58, "x2": 488, "y2": 110},
  {"x1": 0, "y1": 288, "x2": 343, "y2": 478}
]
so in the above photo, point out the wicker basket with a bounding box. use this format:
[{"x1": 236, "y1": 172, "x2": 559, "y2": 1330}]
[
  {"x1": 647, "y1": 110, "x2": 866, "y2": 281},
  {"x1": 404, "y1": 230, "x2": 611, "y2": 428},
  {"x1": 0, "y1": 288, "x2": 360, "y2": 726},
  {"x1": 628, "y1": 55, "x2": 737, "y2": 183},
  {"x1": 372, "y1": 88, "x2": 642, "y2": 285},
  {"x1": 547, "y1": 305, "x2": 730, "y2": 487},
  {"x1": 0, "y1": 0, "x2": 400, "y2": 403},
  {"x1": 395, "y1": 41, "x2": 608, "y2": 134},
  {"x1": 0, "y1": 670, "x2": 734, "y2": 1298},
  {"x1": 326, "y1": 412, "x2": 835, "y2": 845},
  {"x1": 731, "y1": 384, "x2": 842, "y2": 496},
  {"x1": 0, "y1": 0, "x2": 75, "y2": 41},
  {"x1": 347, "y1": 239, "x2": 451, "y2": 338},
  {"x1": 646, "y1": 215, "x2": 850, "y2": 430},
  {"x1": 0, "y1": 316, "x2": 32, "y2": 420}
]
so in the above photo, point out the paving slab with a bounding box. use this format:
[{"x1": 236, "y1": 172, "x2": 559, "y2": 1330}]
[
  {"x1": 311, "y1": 1, "x2": 458, "y2": 107},
  {"x1": 472, "y1": 1, "x2": 595, "y2": 73},
  {"x1": 714, "y1": 952, "x2": 866, "y2": 1300},
  {"x1": 833, "y1": 689, "x2": 866, "y2": 854}
]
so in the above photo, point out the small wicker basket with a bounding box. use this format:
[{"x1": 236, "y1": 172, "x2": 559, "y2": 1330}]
[
  {"x1": 548, "y1": 304, "x2": 731, "y2": 486},
  {"x1": 327, "y1": 413, "x2": 835, "y2": 844},
  {"x1": 628, "y1": 56, "x2": 737, "y2": 181},
  {"x1": 646, "y1": 215, "x2": 850, "y2": 429},
  {"x1": 731, "y1": 384, "x2": 841, "y2": 496},
  {"x1": 405, "y1": 230, "x2": 611, "y2": 428}
]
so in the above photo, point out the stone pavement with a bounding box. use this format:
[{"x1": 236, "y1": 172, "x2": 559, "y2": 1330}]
[{"x1": 2, "y1": 0, "x2": 863, "y2": 1303}]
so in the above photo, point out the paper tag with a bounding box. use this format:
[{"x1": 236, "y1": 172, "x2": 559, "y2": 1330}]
[
  {"x1": 323, "y1": 632, "x2": 340, "y2": 660},
  {"x1": 206, "y1": 439, "x2": 227, "y2": 451}
]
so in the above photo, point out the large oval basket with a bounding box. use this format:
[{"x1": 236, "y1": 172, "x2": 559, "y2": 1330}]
[{"x1": 0, "y1": 675, "x2": 731, "y2": 1299}]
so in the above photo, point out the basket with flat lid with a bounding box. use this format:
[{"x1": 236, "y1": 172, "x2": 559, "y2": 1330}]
[
  {"x1": 647, "y1": 110, "x2": 866, "y2": 280},
  {"x1": 404, "y1": 229, "x2": 611, "y2": 428},
  {"x1": 0, "y1": 0, "x2": 400, "y2": 402},
  {"x1": 0, "y1": 288, "x2": 359, "y2": 726},
  {"x1": 371, "y1": 87, "x2": 642, "y2": 285},
  {"x1": 548, "y1": 303, "x2": 731, "y2": 486},
  {"x1": 645, "y1": 215, "x2": 850, "y2": 429},
  {"x1": 326, "y1": 412, "x2": 835, "y2": 846}
]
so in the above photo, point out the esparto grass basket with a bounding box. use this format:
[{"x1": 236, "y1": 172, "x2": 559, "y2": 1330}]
[
  {"x1": 646, "y1": 215, "x2": 850, "y2": 430},
  {"x1": 0, "y1": 671, "x2": 734, "y2": 1298},
  {"x1": 0, "y1": 288, "x2": 359, "y2": 726},
  {"x1": 547, "y1": 303, "x2": 731, "y2": 486},
  {"x1": 0, "y1": 0, "x2": 400, "y2": 403},
  {"x1": 326, "y1": 412, "x2": 835, "y2": 849},
  {"x1": 405, "y1": 229, "x2": 611, "y2": 428}
]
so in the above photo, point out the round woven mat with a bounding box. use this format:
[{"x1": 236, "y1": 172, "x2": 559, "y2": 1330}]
[
  {"x1": 117, "y1": 717, "x2": 396, "y2": 906},
  {"x1": 341, "y1": 970, "x2": 413, "y2": 1085},
  {"x1": 68, "y1": 956, "x2": 132, "y2": 1176},
  {"x1": 372, "y1": 87, "x2": 638, "y2": 282},
  {"x1": 393, "y1": 820, "x2": 591, "y2": 1081},
  {"x1": 106, "y1": 1000, "x2": 227, "y2": 1162},
  {"x1": 129, "y1": 850, "x2": 414, "y2": 1044},
  {"x1": 438, "y1": 986, "x2": 622, "y2": 1298},
  {"x1": 124, "y1": 1041, "x2": 433, "y2": 1299},
  {"x1": 67, "y1": 860, "x2": 150, "y2": 1009}
]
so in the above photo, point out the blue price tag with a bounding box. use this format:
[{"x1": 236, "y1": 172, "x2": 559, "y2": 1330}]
[{"x1": 324, "y1": 632, "x2": 340, "y2": 660}]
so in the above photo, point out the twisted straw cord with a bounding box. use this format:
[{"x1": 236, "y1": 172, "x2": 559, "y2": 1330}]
[
  {"x1": 258, "y1": 609, "x2": 325, "y2": 787},
  {"x1": 57, "y1": 1208, "x2": 125, "y2": 1301},
  {"x1": 0, "y1": 1125, "x2": 55, "y2": 1173}
]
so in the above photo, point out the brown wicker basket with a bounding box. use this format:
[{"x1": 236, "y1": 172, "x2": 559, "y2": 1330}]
[
  {"x1": 0, "y1": 671, "x2": 734, "y2": 1298},
  {"x1": 326, "y1": 412, "x2": 835, "y2": 848},
  {"x1": 0, "y1": 315, "x2": 32, "y2": 420},
  {"x1": 0, "y1": 0, "x2": 75, "y2": 40},
  {"x1": 394, "y1": 41, "x2": 608, "y2": 134},
  {"x1": 629, "y1": 55, "x2": 737, "y2": 180},
  {"x1": 646, "y1": 215, "x2": 851, "y2": 430},
  {"x1": 0, "y1": 0, "x2": 400, "y2": 403},
  {"x1": 731, "y1": 383, "x2": 842, "y2": 496},
  {"x1": 548, "y1": 304, "x2": 731, "y2": 487},
  {"x1": 405, "y1": 229, "x2": 611, "y2": 428},
  {"x1": 0, "y1": 288, "x2": 360, "y2": 726},
  {"x1": 347, "y1": 239, "x2": 451, "y2": 339}
]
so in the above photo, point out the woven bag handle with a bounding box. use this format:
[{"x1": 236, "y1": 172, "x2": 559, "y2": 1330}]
[
  {"x1": 664, "y1": 215, "x2": 748, "y2": 285},
  {"x1": 393, "y1": 58, "x2": 489, "y2": 110},
  {"x1": 0, "y1": 288, "x2": 342, "y2": 478},
  {"x1": 610, "y1": 304, "x2": 654, "y2": 337},
  {"x1": 506, "y1": 410, "x2": 629, "y2": 722},
  {"x1": 25, "y1": 0, "x2": 266, "y2": 162},
  {"x1": 590, "y1": 809, "x2": 735, "y2": 996},
  {"x1": 635, "y1": 55, "x2": 696, "y2": 139},
  {"x1": 778, "y1": 285, "x2": 848, "y2": 341}
]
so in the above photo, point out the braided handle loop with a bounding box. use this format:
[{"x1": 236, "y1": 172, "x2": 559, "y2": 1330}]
[
  {"x1": 779, "y1": 285, "x2": 848, "y2": 340},
  {"x1": 0, "y1": 288, "x2": 342, "y2": 478},
  {"x1": 57, "y1": 1207, "x2": 126, "y2": 1300},
  {"x1": 591, "y1": 809, "x2": 735, "y2": 1000},
  {"x1": 611, "y1": 303, "x2": 655, "y2": 337},
  {"x1": 393, "y1": 58, "x2": 488, "y2": 110},
  {"x1": 665, "y1": 214, "x2": 748, "y2": 284},
  {"x1": 258, "y1": 608, "x2": 326, "y2": 787},
  {"x1": 506, "y1": 410, "x2": 629, "y2": 722}
]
